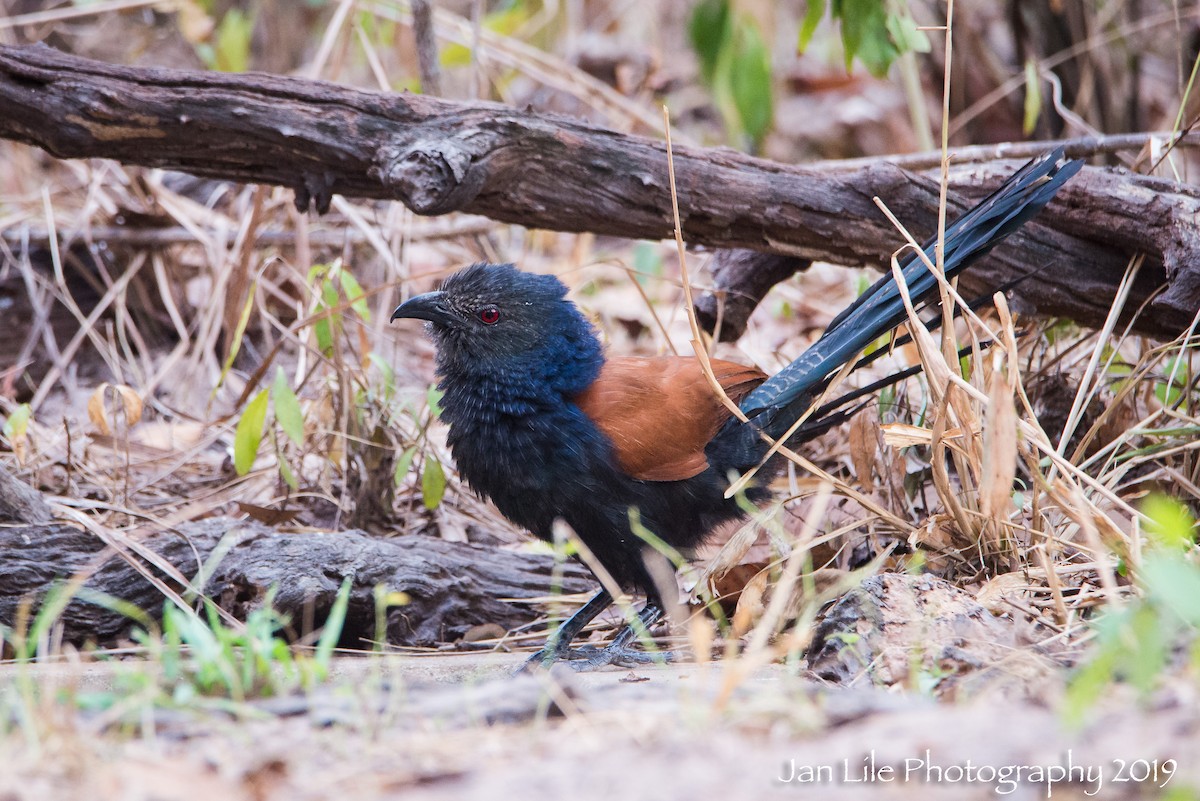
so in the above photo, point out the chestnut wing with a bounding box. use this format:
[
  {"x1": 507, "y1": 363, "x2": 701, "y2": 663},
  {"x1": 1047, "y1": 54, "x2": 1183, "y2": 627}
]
[{"x1": 574, "y1": 356, "x2": 766, "y2": 481}]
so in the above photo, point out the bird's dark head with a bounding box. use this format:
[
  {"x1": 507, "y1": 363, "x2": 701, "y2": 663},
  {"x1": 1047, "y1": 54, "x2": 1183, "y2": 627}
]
[{"x1": 391, "y1": 262, "x2": 603, "y2": 391}]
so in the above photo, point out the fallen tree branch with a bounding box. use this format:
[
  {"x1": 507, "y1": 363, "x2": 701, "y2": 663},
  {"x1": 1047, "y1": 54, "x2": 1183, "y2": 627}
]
[
  {"x1": 815, "y1": 131, "x2": 1200, "y2": 172},
  {"x1": 1, "y1": 44, "x2": 1197, "y2": 338},
  {"x1": 0, "y1": 518, "x2": 594, "y2": 648}
]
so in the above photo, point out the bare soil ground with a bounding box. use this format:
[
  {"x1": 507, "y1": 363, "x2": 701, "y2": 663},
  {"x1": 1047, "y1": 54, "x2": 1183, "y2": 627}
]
[{"x1": 3, "y1": 653, "x2": 1198, "y2": 801}]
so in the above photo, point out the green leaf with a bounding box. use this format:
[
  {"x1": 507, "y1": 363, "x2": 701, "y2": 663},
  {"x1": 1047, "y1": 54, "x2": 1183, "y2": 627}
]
[
  {"x1": 271, "y1": 367, "x2": 305, "y2": 447},
  {"x1": 234, "y1": 389, "x2": 270, "y2": 475},
  {"x1": 1155, "y1": 377, "x2": 1185, "y2": 407},
  {"x1": 441, "y1": 5, "x2": 529, "y2": 67},
  {"x1": 277, "y1": 451, "x2": 299, "y2": 491},
  {"x1": 840, "y1": 0, "x2": 897, "y2": 76},
  {"x1": 321, "y1": 279, "x2": 339, "y2": 306},
  {"x1": 216, "y1": 278, "x2": 258, "y2": 394},
  {"x1": 817, "y1": 0, "x2": 929, "y2": 78},
  {"x1": 313, "y1": 316, "x2": 333, "y2": 354},
  {"x1": 1063, "y1": 644, "x2": 1117, "y2": 726},
  {"x1": 2, "y1": 403, "x2": 31, "y2": 440},
  {"x1": 689, "y1": 0, "x2": 732, "y2": 85},
  {"x1": 426, "y1": 385, "x2": 444, "y2": 419},
  {"x1": 885, "y1": 11, "x2": 930, "y2": 54},
  {"x1": 306, "y1": 263, "x2": 329, "y2": 283},
  {"x1": 729, "y1": 22, "x2": 774, "y2": 148},
  {"x1": 313, "y1": 276, "x2": 340, "y2": 355},
  {"x1": 1143, "y1": 555, "x2": 1200, "y2": 627},
  {"x1": 798, "y1": 0, "x2": 827, "y2": 51},
  {"x1": 314, "y1": 578, "x2": 352, "y2": 672},
  {"x1": 368, "y1": 353, "x2": 396, "y2": 401},
  {"x1": 394, "y1": 446, "x2": 417, "y2": 488},
  {"x1": 1115, "y1": 604, "x2": 1172, "y2": 695},
  {"x1": 212, "y1": 9, "x2": 252, "y2": 73},
  {"x1": 1022, "y1": 60, "x2": 1041, "y2": 136},
  {"x1": 1142, "y1": 494, "x2": 1196, "y2": 552},
  {"x1": 632, "y1": 242, "x2": 662, "y2": 283},
  {"x1": 338, "y1": 269, "x2": 371, "y2": 321},
  {"x1": 421, "y1": 456, "x2": 446, "y2": 510}
]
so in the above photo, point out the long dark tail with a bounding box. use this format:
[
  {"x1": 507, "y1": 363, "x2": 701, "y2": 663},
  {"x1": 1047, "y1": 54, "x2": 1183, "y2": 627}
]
[{"x1": 732, "y1": 147, "x2": 1082, "y2": 447}]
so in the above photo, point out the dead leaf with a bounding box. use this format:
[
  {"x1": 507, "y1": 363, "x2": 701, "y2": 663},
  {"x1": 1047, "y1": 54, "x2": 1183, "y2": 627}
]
[
  {"x1": 980, "y1": 353, "x2": 1018, "y2": 524},
  {"x1": 848, "y1": 408, "x2": 877, "y2": 486},
  {"x1": 176, "y1": 0, "x2": 216, "y2": 43},
  {"x1": 882, "y1": 422, "x2": 932, "y2": 447},
  {"x1": 236, "y1": 502, "x2": 301, "y2": 526},
  {"x1": 87, "y1": 383, "x2": 143, "y2": 436},
  {"x1": 976, "y1": 571, "x2": 1030, "y2": 612},
  {"x1": 730, "y1": 569, "x2": 768, "y2": 637},
  {"x1": 461, "y1": 623, "x2": 506, "y2": 643},
  {"x1": 709, "y1": 561, "x2": 770, "y2": 616},
  {"x1": 884, "y1": 422, "x2": 974, "y2": 449},
  {"x1": 132, "y1": 420, "x2": 207, "y2": 452},
  {"x1": 908, "y1": 513, "x2": 970, "y2": 554},
  {"x1": 700, "y1": 518, "x2": 762, "y2": 582}
]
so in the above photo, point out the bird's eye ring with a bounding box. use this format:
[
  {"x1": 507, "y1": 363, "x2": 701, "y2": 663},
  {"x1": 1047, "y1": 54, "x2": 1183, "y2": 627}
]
[{"x1": 478, "y1": 306, "x2": 500, "y2": 325}]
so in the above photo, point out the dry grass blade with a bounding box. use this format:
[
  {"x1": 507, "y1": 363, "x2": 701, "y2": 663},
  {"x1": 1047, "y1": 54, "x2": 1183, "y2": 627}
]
[
  {"x1": 716, "y1": 483, "x2": 833, "y2": 699},
  {"x1": 1050, "y1": 254, "x2": 1144, "y2": 474},
  {"x1": 979, "y1": 349, "x2": 1018, "y2": 557},
  {"x1": 661, "y1": 106, "x2": 751, "y2": 429},
  {"x1": 28, "y1": 200, "x2": 149, "y2": 411},
  {"x1": 0, "y1": 0, "x2": 159, "y2": 29},
  {"x1": 550, "y1": 520, "x2": 644, "y2": 645}
]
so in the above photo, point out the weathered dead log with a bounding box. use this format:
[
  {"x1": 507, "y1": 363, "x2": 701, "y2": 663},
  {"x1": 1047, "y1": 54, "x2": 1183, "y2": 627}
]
[
  {"x1": 806, "y1": 573, "x2": 1057, "y2": 695},
  {"x1": 0, "y1": 518, "x2": 593, "y2": 648},
  {"x1": 1, "y1": 44, "x2": 1198, "y2": 338},
  {"x1": 0, "y1": 464, "x2": 51, "y2": 524},
  {"x1": 702, "y1": 159, "x2": 1200, "y2": 341}
]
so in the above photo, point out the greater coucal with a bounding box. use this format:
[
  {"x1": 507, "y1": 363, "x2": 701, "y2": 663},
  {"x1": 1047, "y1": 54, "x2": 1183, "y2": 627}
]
[{"x1": 391, "y1": 149, "x2": 1082, "y2": 668}]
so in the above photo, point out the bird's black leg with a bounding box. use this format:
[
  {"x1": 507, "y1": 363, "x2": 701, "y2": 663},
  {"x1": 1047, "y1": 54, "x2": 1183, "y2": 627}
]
[
  {"x1": 519, "y1": 592, "x2": 680, "y2": 672},
  {"x1": 518, "y1": 588, "x2": 613, "y2": 672},
  {"x1": 570, "y1": 601, "x2": 679, "y2": 670}
]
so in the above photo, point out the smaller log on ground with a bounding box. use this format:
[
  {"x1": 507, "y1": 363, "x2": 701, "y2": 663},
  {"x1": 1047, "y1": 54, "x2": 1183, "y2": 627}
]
[
  {"x1": 695, "y1": 251, "x2": 811, "y2": 342},
  {"x1": 806, "y1": 573, "x2": 1059, "y2": 696},
  {"x1": 0, "y1": 518, "x2": 594, "y2": 648}
]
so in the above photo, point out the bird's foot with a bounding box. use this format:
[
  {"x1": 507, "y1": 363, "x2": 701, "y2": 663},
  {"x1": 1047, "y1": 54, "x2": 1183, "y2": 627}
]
[
  {"x1": 516, "y1": 598, "x2": 673, "y2": 674},
  {"x1": 519, "y1": 642, "x2": 675, "y2": 673},
  {"x1": 564, "y1": 643, "x2": 676, "y2": 672}
]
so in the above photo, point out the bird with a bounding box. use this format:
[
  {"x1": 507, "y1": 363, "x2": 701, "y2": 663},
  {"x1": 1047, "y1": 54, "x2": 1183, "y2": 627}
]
[{"x1": 391, "y1": 148, "x2": 1082, "y2": 669}]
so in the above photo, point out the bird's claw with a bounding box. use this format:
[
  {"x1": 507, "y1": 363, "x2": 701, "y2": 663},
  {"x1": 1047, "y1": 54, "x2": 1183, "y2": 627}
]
[
  {"x1": 568, "y1": 644, "x2": 676, "y2": 671},
  {"x1": 519, "y1": 643, "x2": 675, "y2": 673}
]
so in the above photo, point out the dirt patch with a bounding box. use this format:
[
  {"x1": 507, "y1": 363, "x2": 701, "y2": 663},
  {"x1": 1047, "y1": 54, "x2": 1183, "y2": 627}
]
[{"x1": 2, "y1": 654, "x2": 1197, "y2": 801}]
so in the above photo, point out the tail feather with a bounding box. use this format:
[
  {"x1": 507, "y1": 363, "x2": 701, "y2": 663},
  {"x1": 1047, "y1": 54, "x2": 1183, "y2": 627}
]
[
  {"x1": 738, "y1": 147, "x2": 1082, "y2": 439},
  {"x1": 851, "y1": 268, "x2": 1040, "y2": 374}
]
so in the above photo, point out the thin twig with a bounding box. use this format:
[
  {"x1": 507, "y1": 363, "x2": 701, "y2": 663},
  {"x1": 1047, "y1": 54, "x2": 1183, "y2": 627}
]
[{"x1": 411, "y1": 0, "x2": 442, "y2": 96}]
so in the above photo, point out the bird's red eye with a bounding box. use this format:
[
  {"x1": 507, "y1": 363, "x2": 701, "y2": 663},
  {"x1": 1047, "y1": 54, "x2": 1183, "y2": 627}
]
[{"x1": 478, "y1": 306, "x2": 500, "y2": 325}]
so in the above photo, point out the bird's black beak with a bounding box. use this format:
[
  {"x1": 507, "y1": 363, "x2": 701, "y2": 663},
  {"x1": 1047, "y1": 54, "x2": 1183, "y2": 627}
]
[{"x1": 390, "y1": 291, "x2": 457, "y2": 326}]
